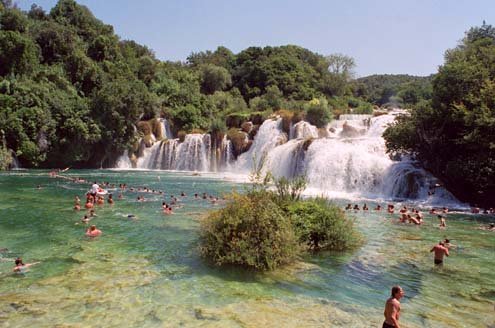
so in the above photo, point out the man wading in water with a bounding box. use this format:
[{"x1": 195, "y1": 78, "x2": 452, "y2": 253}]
[{"x1": 383, "y1": 286, "x2": 404, "y2": 328}]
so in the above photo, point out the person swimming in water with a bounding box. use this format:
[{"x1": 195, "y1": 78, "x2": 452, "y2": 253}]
[
  {"x1": 13, "y1": 258, "x2": 40, "y2": 273},
  {"x1": 85, "y1": 225, "x2": 102, "y2": 237}
]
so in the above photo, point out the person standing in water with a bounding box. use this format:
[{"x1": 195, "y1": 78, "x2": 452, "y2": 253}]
[
  {"x1": 430, "y1": 241, "x2": 449, "y2": 265},
  {"x1": 383, "y1": 285, "x2": 404, "y2": 328}
]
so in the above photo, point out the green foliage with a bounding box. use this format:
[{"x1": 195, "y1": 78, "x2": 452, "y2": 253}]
[
  {"x1": 273, "y1": 175, "x2": 307, "y2": 203},
  {"x1": 286, "y1": 198, "x2": 361, "y2": 250},
  {"x1": 0, "y1": 31, "x2": 39, "y2": 76},
  {"x1": 1, "y1": 8, "x2": 29, "y2": 32},
  {"x1": 200, "y1": 190, "x2": 298, "y2": 271},
  {"x1": 355, "y1": 74, "x2": 433, "y2": 106},
  {"x1": 384, "y1": 23, "x2": 495, "y2": 206},
  {"x1": 199, "y1": 63, "x2": 232, "y2": 94},
  {"x1": 304, "y1": 98, "x2": 333, "y2": 128},
  {"x1": 200, "y1": 175, "x2": 361, "y2": 271},
  {"x1": 0, "y1": 144, "x2": 12, "y2": 170}
]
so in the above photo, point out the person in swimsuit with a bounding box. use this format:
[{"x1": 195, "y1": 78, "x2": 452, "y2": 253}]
[
  {"x1": 430, "y1": 241, "x2": 449, "y2": 265},
  {"x1": 383, "y1": 285, "x2": 404, "y2": 328}
]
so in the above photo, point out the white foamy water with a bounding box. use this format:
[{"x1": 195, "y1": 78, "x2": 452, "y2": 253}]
[{"x1": 116, "y1": 112, "x2": 463, "y2": 205}]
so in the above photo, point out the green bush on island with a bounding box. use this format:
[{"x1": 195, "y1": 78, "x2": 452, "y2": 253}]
[
  {"x1": 200, "y1": 176, "x2": 361, "y2": 271},
  {"x1": 286, "y1": 198, "x2": 361, "y2": 250},
  {"x1": 200, "y1": 190, "x2": 298, "y2": 271}
]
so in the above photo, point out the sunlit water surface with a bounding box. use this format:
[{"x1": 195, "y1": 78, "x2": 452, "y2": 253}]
[{"x1": 0, "y1": 170, "x2": 494, "y2": 327}]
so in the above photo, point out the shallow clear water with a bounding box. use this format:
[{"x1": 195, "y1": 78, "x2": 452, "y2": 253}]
[{"x1": 0, "y1": 170, "x2": 494, "y2": 327}]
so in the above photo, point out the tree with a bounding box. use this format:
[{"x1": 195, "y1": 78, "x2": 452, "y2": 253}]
[
  {"x1": 326, "y1": 53, "x2": 355, "y2": 79},
  {"x1": 199, "y1": 63, "x2": 232, "y2": 94},
  {"x1": 0, "y1": 31, "x2": 39, "y2": 76},
  {"x1": 384, "y1": 23, "x2": 495, "y2": 206}
]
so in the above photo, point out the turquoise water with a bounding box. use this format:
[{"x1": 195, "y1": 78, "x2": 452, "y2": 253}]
[{"x1": 0, "y1": 170, "x2": 494, "y2": 327}]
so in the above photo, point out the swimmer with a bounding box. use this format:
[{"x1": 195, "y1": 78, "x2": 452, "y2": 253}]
[
  {"x1": 479, "y1": 223, "x2": 495, "y2": 231},
  {"x1": 89, "y1": 209, "x2": 97, "y2": 217},
  {"x1": 81, "y1": 215, "x2": 90, "y2": 224},
  {"x1": 85, "y1": 225, "x2": 102, "y2": 237},
  {"x1": 345, "y1": 204, "x2": 352, "y2": 210},
  {"x1": 74, "y1": 204, "x2": 81, "y2": 211},
  {"x1": 374, "y1": 204, "x2": 382, "y2": 211},
  {"x1": 13, "y1": 258, "x2": 40, "y2": 273},
  {"x1": 362, "y1": 204, "x2": 369, "y2": 211},
  {"x1": 107, "y1": 194, "x2": 114, "y2": 204},
  {"x1": 353, "y1": 204, "x2": 360, "y2": 211}
]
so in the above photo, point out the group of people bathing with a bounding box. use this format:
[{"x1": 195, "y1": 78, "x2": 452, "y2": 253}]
[{"x1": 345, "y1": 203, "x2": 449, "y2": 228}]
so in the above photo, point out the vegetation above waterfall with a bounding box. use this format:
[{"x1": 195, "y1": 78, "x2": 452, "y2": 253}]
[
  {"x1": 383, "y1": 22, "x2": 495, "y2": 207},
  {"x1": 200, "y1": 176, "x2": 361, "y2": 271},
  {"x1": 0, "y1": 0, "x2": 381, "y2": 169}
]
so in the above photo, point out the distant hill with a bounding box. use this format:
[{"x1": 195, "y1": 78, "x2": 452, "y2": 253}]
[{"x1": 353, "y1": 74, "x2": 433, "y2": 107}]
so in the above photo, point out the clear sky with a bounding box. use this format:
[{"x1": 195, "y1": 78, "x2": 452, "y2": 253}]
[{"x1": 17, "y1": 0, "x2": 495, "y2": 77}]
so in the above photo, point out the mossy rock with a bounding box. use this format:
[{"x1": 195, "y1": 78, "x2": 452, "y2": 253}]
[
  {"x1": 150, "y1": 118, "x2": 163, "y2": 140},
  {"x1": 137, "y1": 121, "x2": 152, "y2": 135},
  {"x1": 277, "y1": 109, "x2": 294, "y2": 135},
  {"x1": 143, "y1": 134, "x2": 155, "y2": 147},
  {"x1": 317, "y1": 128, "x2": 329, "y2": 138},
  {"x1": 241, "y1": 121, "x2": 253, "y2": 133},
  {"x1": 227, "y1": 128, "x2": 248, "y2": 157},
  {"x1": 302, "y1": 138, "x2": 314, "y2": 151},
  {"x1": 178, "y1": 130, "x2": 187, "y2": 142},
  {"x1": 291, "y1": 111, "x2": 304, "y2": 124}
]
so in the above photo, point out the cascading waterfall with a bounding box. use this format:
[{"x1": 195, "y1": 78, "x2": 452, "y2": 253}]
[
  {"x1": 115, "y1": 111, "x2": 460, "y2": 204},
  {"x1": 134, "y1": 134, "x2": 208, "y2": 171},
  {"x1": 159, "y1": 118, "x2": 173, "y2": 139},
  {"x1": 289, "y1": 121, "x2": 318, "y2": 140},
  {"x1": 235, "y1": 118, "x2": 286, "y2": 171},
  {"x1": 8, "y1": 149, "x2": 20, "y2": 169},
  {"x1": 235, "y1": 112, "x2": 459, "y2": 203}
]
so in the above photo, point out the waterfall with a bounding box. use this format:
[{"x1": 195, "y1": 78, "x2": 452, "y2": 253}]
[
  {"x1": 234, "y1": 118, "x2": 286, "y2": 172},
  {"x1": 159, "y1": 118, "x2": 173, "y2": 139},
  {"x1": 132, "y1": 134, "x2": 210, "y2": 171},
  {"x1": 219, "y1": 135, "x2": 233, "y2": 171},
  {"x1": 114, "y1": 111, "x2": 460, "y2": 204},
  {"x1": 289, "y1": 121, "x2": 318, "y2": 140},
  {"x1": 239, "y1": 112, "x2": 459, "y2": 204},
  {"x1": 116, "y1": 150, "x2": 132, "y2": 169},
  {"x1": 9, "y1": 149, "x2": 20, "y2": 169}
]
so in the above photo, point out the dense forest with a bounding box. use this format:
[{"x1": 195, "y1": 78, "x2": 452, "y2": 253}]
[
  {"x1": 384, "y1": 23, "x2": 495, "y2": 207},
  {"x1": 0, "y1": 0, "x2": 493, "y2": 206}
]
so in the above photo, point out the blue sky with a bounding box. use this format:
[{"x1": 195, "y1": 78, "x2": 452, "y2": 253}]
[{"x1": 17, "y1": 0, "x2": 495, "y2": 77}]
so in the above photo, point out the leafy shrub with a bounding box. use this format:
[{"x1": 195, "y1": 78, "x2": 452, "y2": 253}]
[
  {"x1": 304, "y1": 98, "x2": 333, "y2": 128},
  {"x1": 287, "y1": 198, "x2": 361, "y2": 251},
  {"x1": 200, "y1": 190, "x2": 298, "y2": 271}
]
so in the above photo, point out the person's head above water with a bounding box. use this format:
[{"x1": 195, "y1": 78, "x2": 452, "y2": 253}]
[
  {"x1": 15, "y1": 257, "x2": 24, "y2": 266},
  {"x1": 391, "y1": 286, "x2": 404, "y2": 299}
]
